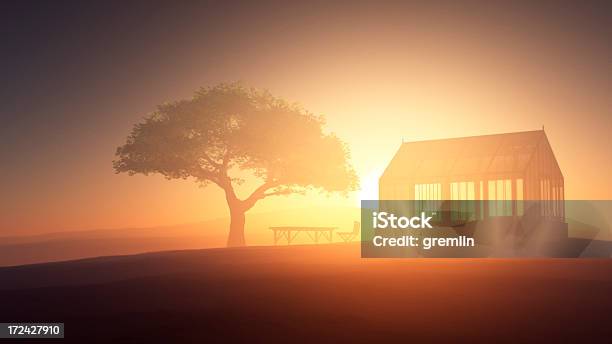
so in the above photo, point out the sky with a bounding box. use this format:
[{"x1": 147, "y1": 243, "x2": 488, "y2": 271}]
[{"x1": 1, "y1": 0, "x2": 611, "y2": 235}]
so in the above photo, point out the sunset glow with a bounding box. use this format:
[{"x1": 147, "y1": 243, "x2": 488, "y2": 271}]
[
  {"x1": 1, "y1": 2, "x2": 611, "y2": 342},
  {"x1": 0, "y1": 1, "x2": 610, "y2": 238}
]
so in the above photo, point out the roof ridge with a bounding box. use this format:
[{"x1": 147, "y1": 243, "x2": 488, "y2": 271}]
[{"x1": 401, "y1": 129, "x2": 544, "y2": 145}]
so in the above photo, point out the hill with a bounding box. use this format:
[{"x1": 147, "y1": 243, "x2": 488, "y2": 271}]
[
  {"x1": 1, "y1": 244, "x2": 611, "y2": 342},
  {"x1": 0, "y1": 206, "x2": 359, "y2": 266}
]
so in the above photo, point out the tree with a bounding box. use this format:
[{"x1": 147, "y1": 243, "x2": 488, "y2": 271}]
[{"x1": 113, "y1": 83, "x2": 358, "y2": 246}]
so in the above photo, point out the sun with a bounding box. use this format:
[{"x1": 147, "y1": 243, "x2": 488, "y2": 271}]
[{"x1": 357, "y1": 170, "x2": 381, "y2": 204}]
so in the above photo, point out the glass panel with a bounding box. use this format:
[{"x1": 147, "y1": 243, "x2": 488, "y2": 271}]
[
  {"x1": 517, "y1": 179, "x2": 524, "y2": 216},
  {"x1": 479, "y1": 181, "x2": 484, "y2": 219},
  {"x1": 505, "y1": 180, "x2": 511, "y2": 200},
  {"x1": 504, "y1": 179, "x2": 512, "y2": 216},
  {"x1": 496, "y1": 180, "x2": 503, "y2": 215},
  {"x1": 467, "y1": 182, "x2": 475, "y2": 200},
  {"x1": 488, "y1": 180, "x2": 496, "y2": 216}
]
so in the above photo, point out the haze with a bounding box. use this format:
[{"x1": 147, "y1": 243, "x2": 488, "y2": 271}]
[{"x1": 1, "y1": 1, "x2": 610, "y2": 236}]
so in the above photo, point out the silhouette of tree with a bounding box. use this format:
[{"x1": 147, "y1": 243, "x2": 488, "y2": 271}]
[{"x1": 114, "y1": 83, "x2": 358, "y2": 246}]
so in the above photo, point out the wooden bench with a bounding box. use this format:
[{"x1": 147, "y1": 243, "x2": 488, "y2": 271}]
[{"x1": 269, "y1": 226, "x2": 337, "y2": 245}]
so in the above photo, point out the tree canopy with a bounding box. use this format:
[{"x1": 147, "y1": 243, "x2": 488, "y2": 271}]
[{"x1": 113, "y1": 83, "x2": 358, "y2": 246}]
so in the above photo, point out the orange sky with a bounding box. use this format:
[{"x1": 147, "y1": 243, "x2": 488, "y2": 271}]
[{"x1": 1, "y1": 2, "x2": 610, "y2": 235}]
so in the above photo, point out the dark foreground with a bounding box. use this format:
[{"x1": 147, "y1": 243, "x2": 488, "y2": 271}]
[{"x1": 1, "y1": 244, "x2": 612, "y2": 343}]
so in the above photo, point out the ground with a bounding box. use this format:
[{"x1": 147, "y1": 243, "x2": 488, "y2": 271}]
[{"x1": 1, "y1": 244, "x2": 611, "y2": 343}]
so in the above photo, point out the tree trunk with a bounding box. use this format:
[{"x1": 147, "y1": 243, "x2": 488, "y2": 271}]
[
  {"x1": 227, "y1": 206, "x2": 246, "y2": 247},
  {"x1": 222, "y1": 177, "x2": 269, "y2": 247}
]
